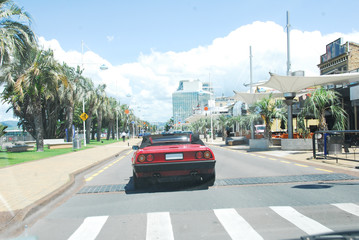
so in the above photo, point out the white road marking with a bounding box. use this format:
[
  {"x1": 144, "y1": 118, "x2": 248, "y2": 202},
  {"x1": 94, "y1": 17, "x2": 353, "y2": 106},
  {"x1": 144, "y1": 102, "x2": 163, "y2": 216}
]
[
  {"x1": 214, "y1": 208, "x2": 263, "y2": 240},
  {"x1": 68, "y1": 216, "x2": 108, "y2": 240},
  {"x1": 332, "y1": 203, "x2": 359, "y2": 217},
  {"x1": 146, "y1": 212, "x2": 174, "y2": 240},
  {"x1": 270, "y1": 206, "x2": 333, "y2": 235}
]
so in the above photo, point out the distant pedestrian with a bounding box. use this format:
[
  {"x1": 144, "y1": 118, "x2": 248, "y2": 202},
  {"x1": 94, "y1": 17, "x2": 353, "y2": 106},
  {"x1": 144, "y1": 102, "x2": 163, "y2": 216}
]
[{"x1": 121, "y1": 132, "x2": 126, "y2": 142}]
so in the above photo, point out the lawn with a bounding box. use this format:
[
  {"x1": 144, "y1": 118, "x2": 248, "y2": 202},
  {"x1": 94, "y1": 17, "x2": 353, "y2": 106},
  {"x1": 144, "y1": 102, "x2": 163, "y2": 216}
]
[{"x1": 0, "y1": 139, "x2": 121, "y2": 168}]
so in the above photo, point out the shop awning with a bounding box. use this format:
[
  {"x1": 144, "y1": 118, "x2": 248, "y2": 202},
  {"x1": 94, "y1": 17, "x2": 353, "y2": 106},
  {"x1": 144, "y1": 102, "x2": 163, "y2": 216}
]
[
  {"x1": 233, "y1": 91, "x2": 284, "y2": 104},
  {"x1": 261, "y1": 72, "x2": 359, "y2": 93}
]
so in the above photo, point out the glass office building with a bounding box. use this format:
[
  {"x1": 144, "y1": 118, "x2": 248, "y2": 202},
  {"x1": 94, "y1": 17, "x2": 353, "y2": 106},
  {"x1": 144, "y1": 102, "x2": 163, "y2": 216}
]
[{"x1": 172, "y1": 80, "x2": 212, "y2": 124}]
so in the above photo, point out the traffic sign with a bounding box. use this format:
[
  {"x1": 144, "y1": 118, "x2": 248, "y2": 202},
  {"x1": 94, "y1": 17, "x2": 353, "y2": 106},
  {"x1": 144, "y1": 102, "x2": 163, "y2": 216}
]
[{"x1": 80, "y1": 112, "x2": 88, "y2": 121}]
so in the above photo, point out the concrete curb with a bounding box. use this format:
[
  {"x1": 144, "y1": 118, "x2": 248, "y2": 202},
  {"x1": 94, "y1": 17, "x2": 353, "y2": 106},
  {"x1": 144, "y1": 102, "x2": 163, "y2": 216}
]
[{"x1": 0, "y1": 142, "x2": 137, "y2": 238}]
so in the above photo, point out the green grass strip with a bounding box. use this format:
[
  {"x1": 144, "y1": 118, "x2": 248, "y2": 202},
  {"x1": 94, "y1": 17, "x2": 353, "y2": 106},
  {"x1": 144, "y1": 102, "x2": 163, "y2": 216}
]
[{"x1": 0, "y1": 139, "x2": 123, "y2": 168}]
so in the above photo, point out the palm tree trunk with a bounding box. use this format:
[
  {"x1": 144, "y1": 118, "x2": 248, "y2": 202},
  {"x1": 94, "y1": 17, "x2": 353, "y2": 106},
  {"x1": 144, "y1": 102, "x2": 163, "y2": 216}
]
[
  {"x1": 86, "y1": 114, "x2": 93, "y2": 144},
  {"x1": 33, "y1": 100, "x2": 45, "y2": 152},
  {"x1": 319, "y1": 111, "x2": 327, "y2": 130},
  {"x1": 97, "y1": 111, "x2": 103, "y2": 141},
  {"x1": 91, "y1": 120, "x2": 96, "y2": 140},
  {"x1": 66, "y1": 105, "x2": 74, "y2": 142}
]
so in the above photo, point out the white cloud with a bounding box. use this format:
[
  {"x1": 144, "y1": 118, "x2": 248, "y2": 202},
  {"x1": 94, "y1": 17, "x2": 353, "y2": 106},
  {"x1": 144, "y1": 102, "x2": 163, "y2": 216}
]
[
  {"x1": 3, "y1": 21, "x2": 359, "y2": 123},
  {"x1": 106, "y1": 36, "x2": 114, "y2": 42}
]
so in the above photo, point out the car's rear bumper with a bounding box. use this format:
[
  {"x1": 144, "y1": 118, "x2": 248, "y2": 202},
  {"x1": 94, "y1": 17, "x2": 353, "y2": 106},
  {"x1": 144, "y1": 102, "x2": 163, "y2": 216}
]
[{"x1": 133, "y1": 160, "x2": 216, "y2": 180}]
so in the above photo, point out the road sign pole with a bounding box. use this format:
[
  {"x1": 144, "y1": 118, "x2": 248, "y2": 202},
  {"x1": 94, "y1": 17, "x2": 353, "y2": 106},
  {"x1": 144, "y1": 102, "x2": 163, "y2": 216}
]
[{"x1": 83, "y1": 99, "x2": 86, "y2": 147}]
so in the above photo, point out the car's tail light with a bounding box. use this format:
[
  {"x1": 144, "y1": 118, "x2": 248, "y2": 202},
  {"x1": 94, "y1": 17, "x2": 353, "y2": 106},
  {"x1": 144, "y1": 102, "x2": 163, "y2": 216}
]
[
  {"x1": 146, "y1": 154, "x2": 154, "y2": 162},
  {"x1": 204, "y1": 151, "x2": 212, "y2": 159},
  {"x1": 138, "y1": 154, "x2": 146, "y2": 162},
  {"x1": 195, "y1": 151, "x2": 203, "y2": 159}
]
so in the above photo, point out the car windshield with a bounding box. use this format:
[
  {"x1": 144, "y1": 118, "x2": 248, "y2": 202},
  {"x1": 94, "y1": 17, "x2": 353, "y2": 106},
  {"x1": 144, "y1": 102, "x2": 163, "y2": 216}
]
[
  {"x1": 1, "y1": 1, "x2": 359, "y2": 240},
  {"x1": 150, "y1": 135, "x2": 190, "y2": 144}
]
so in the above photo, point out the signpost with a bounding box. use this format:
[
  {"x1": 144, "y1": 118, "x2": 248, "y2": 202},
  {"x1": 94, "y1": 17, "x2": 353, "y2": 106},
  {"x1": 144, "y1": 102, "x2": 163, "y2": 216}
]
[
  {"x1": 80, "y1": 112, "x2": 88, "y2": 121},
  {"x1": 80, "y1": 112, "x2": 88, "y2": 147}
]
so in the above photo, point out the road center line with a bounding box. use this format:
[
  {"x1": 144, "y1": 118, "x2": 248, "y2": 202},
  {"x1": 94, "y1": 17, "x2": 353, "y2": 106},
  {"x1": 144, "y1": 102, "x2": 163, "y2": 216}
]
[
  {"x1": 85, "y1": 150, "x2": 132, "y2": 182},
  {"x1": 214, "y1": 208, "x2": 263, "y2": 240},
  {"x1": 332, "y1": 203, "x2": 359, "y2": 217},
  {"x1": 295, "y1": 164, "x2": 308, "y2": 167},
  {"x1": 270, "y1": 206, "x2": 333, "y2": 235},
  {"x1": 68, "y1": 216, "x2": 108, "y2": 240},
  {"x1": 315, "y1": 168, "x2": 333, "y2": 173},
  {"x1": 146, "y1": 212, "x2": 174, "y2": 240},
  {"x1": 280, "y1": 160, "x2": 291, "y2": 164}
]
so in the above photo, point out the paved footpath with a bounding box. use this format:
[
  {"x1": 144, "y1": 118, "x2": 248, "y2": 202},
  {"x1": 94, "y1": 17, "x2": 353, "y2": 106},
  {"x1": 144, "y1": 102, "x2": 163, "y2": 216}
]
[
  {"x1": 0, "y1": 138, "x2": 139, "y2": 232},
  {"x1": 205, "y1": 138, "x2": 359, "y2": 171}
]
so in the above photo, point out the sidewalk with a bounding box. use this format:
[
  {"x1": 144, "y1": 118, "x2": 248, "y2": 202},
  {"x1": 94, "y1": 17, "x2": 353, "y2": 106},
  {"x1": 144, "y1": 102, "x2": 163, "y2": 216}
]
[
  {"x1": 204, "y1": 138, "x2": 359, "y2": 171},
  {"x1": 0, "y1": 138, "x2": 140, "y2": 232}
]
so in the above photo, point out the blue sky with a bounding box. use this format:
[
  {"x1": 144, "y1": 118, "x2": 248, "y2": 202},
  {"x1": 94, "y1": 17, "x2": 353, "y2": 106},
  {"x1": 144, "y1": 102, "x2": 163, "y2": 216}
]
[
  {"x1": 2, "y1": 0, "x2": 359, "y2": 122},
  {"x1": 16, "y1": 0, "x2": 359, "y2": 65}
]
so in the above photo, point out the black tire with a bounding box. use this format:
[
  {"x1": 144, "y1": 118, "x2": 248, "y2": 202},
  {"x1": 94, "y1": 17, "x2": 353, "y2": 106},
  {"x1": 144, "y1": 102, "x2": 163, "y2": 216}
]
[
  {"x1": 203, "y1": 171, "x2": 216, "y2": 186},
  {"x1": 133, "y1": 171, "x2": 148, "y2": 189},
  {"x1": 133, "y1": 171, "x2": 141, "y2": 189}
]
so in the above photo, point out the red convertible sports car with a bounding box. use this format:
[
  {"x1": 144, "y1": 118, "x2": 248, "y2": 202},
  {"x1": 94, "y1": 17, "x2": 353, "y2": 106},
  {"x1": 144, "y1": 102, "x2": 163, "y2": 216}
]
[{"x1": 132, "y1": 133, "x2": 216, "y2": 188}]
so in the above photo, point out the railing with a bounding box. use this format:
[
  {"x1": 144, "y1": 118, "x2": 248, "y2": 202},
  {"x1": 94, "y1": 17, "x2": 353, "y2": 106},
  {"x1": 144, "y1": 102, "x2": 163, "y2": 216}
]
[{"x1": 312, "y1": 130, "x2": 359, "y2": 162}]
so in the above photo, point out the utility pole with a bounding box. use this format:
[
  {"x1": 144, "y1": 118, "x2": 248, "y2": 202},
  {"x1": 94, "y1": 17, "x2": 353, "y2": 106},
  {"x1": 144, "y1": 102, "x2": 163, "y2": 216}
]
[
  {"x1": 285, "y1": 11, "x2": 295, "y2": 139},
  {"x1": 286, "y1": 11, "x2": 291, "y2": 76},
  {"x1": 209, "y1": 73, "x2": 213, "y2": 142},
  {"x1": 249, "y1": 46, "x2": 255, "y2": 139}
]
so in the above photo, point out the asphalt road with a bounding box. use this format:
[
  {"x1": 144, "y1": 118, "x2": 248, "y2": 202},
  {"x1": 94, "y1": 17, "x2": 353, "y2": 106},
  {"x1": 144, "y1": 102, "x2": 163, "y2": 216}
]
[{"x1": 21, "y1": 146, "x2": 359, "y2": 240}]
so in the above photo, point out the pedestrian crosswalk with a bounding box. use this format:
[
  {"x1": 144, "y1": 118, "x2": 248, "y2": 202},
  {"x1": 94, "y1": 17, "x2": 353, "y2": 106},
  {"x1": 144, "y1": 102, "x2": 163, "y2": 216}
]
[{"x1": 55, "y1": 203, "x2": 359, "y2": 240}]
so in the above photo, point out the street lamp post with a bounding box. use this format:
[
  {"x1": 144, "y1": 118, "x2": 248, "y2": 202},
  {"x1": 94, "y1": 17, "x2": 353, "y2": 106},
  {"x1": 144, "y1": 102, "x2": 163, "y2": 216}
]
[
  {"x1": 81, "y1": 41, "x2": 86, "y2": 147},
  {"x1": 81, "y1": 40, "x2": 108, "y2": 146}
]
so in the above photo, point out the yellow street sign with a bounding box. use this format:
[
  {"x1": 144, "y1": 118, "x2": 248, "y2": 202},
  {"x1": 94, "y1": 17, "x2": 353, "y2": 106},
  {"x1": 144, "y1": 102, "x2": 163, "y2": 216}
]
[{"x1": 80, "y1": 112, "x2": 88, "y2": 121}]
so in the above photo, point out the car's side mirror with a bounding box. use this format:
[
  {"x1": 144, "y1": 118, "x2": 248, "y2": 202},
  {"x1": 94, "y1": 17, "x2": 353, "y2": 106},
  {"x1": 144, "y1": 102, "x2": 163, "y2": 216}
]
[{"x1": 132, "y1": 145, "x2": 139, "y2": 150}]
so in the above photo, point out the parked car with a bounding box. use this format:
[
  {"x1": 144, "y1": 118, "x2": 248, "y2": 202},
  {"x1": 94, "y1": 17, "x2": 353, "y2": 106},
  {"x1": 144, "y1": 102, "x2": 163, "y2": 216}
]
[
  {"x1": 131, "y1": 133, "x2": 216, "y2": 188},
  {"x1": 255, "y1": 125, "x2": 265, "y2": 135}
]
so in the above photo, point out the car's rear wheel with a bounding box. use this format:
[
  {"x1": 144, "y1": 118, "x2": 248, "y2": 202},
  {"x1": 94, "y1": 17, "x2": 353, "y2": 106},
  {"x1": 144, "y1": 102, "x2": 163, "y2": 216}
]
[
  {"x1": 133, "y1": 171, "x2": 140, "y2": 189},
  {"x1": 133, "y1": 171, "x2": 148, "y2": 189},
  {"x1": 202, "y1": 171, "x2": 215, "y2": 186}
]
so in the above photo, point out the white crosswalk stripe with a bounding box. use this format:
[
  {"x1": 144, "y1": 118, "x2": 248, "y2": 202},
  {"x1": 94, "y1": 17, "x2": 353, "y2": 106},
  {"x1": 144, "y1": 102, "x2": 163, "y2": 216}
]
[
  {"x1": 270, "y1": 206, "x2": 333, "y2": 235},
  {"x1": 332, "y1": 203, "x2": 359, "y2": 217},
  {"x1": 68, "y1": 216, "x2": 108, "y2": 240},
  {"x1": 214, "y1": 208, "x2": 264, "y2": 240},
  {"x1": 146, "y1": 212, "x2": 174, "y2": 240},
  {"x1": 64, "y1": 203, "x2": 359, "y2": 240}
]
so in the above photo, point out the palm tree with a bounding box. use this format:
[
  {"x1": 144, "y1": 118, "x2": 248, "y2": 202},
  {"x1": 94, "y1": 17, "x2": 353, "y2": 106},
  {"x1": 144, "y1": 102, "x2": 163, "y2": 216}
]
[
  {"x1": 105, "y1": 97, "x2": 117, "y2": 140},
  {"x1": 254, "y1": 94, "x2": 286, "y2": 139},
  {"x1": 82, "y1": 78, "x2": 98, "y2": 144},
  {"x1": 120, "y1": 104, "x2": 130, "y2": 132},
  {"x1": 59, "y1": 64, "x2": 84, "y2": 141},
  {"x1": 298, "y1": 87, "x2": 347, "y2": 131},
  {"x1": 9, "y1": 47, "x2": 63, "y2": 151},
  {"x1": 217, "y1": 115, "x2": 229, "y2": 140},
  {"x1": 0, "y1": 123, "x2": 7, "y2": 137},
  {"x1": 95, "y1": 84, "x2": 107, "y2": 141},
  {"x1": 0, "y1": 0, "x2": 36, "y2": 68}
]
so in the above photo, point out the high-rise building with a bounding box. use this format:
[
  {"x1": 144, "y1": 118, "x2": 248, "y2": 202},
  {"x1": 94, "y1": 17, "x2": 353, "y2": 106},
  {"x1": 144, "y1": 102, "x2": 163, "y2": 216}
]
[{"x1": 172, "y1": 80, "x2": 212, "y2": 124}]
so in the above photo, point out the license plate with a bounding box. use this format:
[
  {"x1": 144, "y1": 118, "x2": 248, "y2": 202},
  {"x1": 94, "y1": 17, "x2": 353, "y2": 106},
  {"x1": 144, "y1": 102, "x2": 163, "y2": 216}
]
[{"x1": 165, "y1": 153, "x2": 183, "y2": 160}]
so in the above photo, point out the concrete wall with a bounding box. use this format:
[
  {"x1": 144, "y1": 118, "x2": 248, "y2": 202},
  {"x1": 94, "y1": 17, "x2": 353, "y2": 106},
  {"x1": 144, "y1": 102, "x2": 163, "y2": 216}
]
[
  {"x1": 281, "y1": 139, "x2": 313, "y2": 151},
  {"x1": 249, "y1": 139, "x2": 269, "y2": 150}
]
